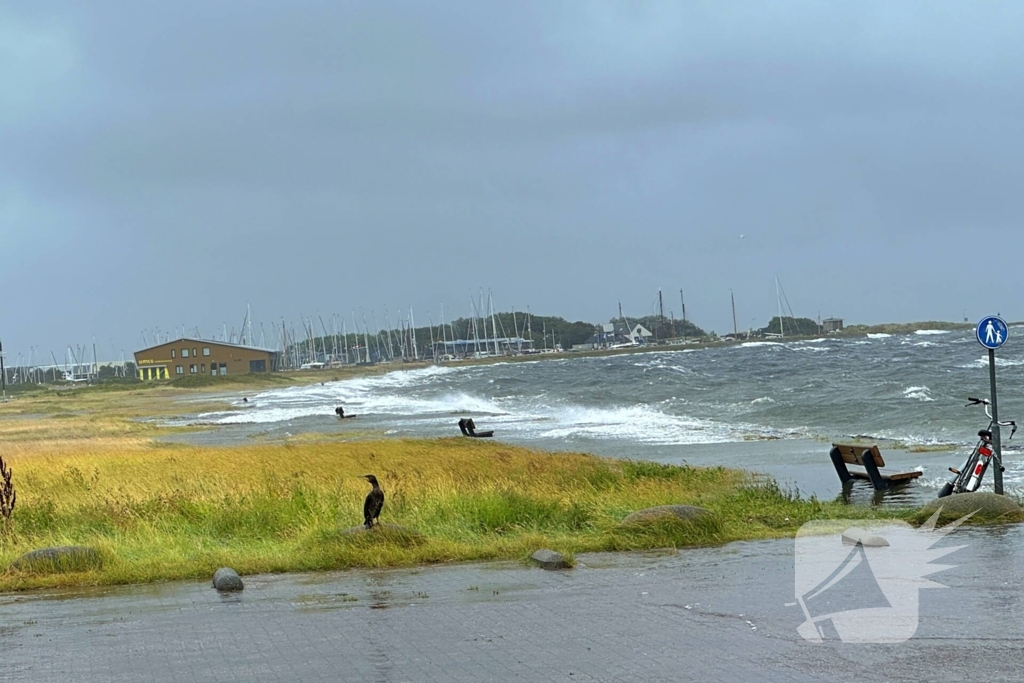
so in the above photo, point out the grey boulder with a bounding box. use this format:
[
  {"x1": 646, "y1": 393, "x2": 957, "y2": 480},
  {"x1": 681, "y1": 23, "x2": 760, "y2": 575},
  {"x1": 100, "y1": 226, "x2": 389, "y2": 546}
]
[
  {"x1": 10, "y1": 546, "x2": 103, "y2": 573},
  {"x1": 213, "y1": 567, "x2": 244, "y2": 592},
  {"x1": 531, "y1": 549, "x2": 570, "y2": 570},
  {"x1": 918, "y1": 492, "x2": 1024, "y2": 524}
]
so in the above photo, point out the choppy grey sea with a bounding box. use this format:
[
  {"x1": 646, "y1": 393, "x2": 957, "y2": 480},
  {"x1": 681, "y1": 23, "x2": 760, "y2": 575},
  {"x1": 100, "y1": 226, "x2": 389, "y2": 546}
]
[{"x1": 168, "y1": 327, "x2": 1024, "y2": 505}]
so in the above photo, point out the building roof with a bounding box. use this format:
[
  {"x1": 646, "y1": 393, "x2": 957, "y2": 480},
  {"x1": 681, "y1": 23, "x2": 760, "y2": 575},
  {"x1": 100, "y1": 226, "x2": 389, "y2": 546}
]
[{"x1": 134, "y1": 337, "x2": 280, "y2": 355}]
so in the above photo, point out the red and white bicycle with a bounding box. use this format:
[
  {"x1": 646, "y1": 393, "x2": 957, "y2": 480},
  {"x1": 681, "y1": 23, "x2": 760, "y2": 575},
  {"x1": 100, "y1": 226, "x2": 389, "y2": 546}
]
[{"x1": 938, "y1": 397, "x2": 1016, "y2": 497}]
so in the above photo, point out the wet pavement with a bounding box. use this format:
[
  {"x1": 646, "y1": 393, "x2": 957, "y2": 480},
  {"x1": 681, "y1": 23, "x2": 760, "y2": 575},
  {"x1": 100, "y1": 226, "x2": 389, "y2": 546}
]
[{"x1": 2, "y1": 524, "x2": 1024, "y2": 682}]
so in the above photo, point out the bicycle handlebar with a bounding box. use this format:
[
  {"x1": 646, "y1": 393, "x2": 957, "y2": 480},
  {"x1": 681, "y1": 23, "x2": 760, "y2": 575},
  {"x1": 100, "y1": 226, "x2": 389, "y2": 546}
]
[{"x1": 966, "y1": 397, "x2": 1016, "y2": 438}]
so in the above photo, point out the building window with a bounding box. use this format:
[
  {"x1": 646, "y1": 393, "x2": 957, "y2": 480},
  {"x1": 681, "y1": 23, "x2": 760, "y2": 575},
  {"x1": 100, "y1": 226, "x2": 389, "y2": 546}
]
[
  {"x1": 201, "y1": 364, "x2": 206, "y2": 373},
  {"x1": 181, "y1": 348, "x2": 189, "y2": 358},
  {"x1": 171, "y1": 349, "x2": 176, "y2": 358},
  {"x1": 220, "y1": 364, "x2": 227, "y2": 376},
  {"x1": 203, "y1": 347, "x2": 211, "y2": 356},
  {"x1": 189, "y1": 364, "x2": 197, "y2": 374},
  {"x1": 193, "y1": 348, "x2": 197, "y2": 358},
  {"x1": 176, "y1": 365, "x2": 184, "y2": 375}
]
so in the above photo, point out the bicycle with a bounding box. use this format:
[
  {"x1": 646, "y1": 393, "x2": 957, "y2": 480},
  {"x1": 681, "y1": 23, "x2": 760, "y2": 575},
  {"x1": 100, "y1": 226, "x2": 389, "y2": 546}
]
[{"x1": 938, "y1": 397, "x2": 1017, "y2": 497}]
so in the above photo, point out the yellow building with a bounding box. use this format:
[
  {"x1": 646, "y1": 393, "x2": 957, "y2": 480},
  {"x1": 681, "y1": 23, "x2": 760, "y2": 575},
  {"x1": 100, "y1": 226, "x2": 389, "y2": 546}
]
[{"x1": 134, "y1": 338, "x2": 281, "y2": 381}]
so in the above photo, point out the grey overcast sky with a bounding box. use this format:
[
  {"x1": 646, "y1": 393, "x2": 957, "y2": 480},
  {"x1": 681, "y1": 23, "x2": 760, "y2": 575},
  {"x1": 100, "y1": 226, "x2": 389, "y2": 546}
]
[{"x1": 3, "y1": 1, "x2": 1024, "y2": 359}]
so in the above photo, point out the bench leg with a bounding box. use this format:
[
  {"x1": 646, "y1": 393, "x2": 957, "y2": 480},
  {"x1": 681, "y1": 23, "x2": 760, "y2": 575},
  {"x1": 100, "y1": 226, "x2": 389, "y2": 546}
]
[
  {"x1": 860, "y1": 450, "x2": 890, "y2": 491},
  {"x1": 830, "y1": 447, "x2": 853, "y2": 485}
]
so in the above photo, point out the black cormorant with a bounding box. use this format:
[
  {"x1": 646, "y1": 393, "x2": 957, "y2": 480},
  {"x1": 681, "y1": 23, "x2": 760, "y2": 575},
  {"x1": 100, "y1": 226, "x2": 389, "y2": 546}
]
[
  {"x1": 363, "y1": 474, "x2": 384, "y2": 528},
  {"x1": 335, "y1": 406, "x2": 345, "y2": 417}
]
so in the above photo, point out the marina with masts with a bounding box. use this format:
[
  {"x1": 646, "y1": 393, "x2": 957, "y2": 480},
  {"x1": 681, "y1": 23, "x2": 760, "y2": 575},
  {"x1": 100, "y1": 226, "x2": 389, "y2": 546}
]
[{"x1": 1, "y1": 281, "x2": 840, "y2": 389}]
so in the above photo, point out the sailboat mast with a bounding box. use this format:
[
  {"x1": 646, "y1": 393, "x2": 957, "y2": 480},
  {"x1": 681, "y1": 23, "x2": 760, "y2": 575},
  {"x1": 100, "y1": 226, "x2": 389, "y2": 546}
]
[
  {"x1": 490, "y1": 293, "x2": 499, "y2": 355},
  {"x1": 440, "y1": 303, "x2": 448, "y2": 358},
  {"x1": 410, "y1": 307, "x2": 418, "y2": 360},
  {"x1": 247, "y1": 303, "x2": 254, "y2": 348},
  {"x1": 352, "y1": 312, "x2": 360, "y2": 363},
  {"x1": 470, "y1": 296, "x2": 480, "y2": 355},
  {"x1": 731, "y1": 290, "x2": 738, "y2": 337},
  {"x1": 342, "y1": 319, "x2": 349, "y2": 364},
  {"x1": 658, "y1": 289, "x2": 664, "y2": 341},
  {"x1": 361, "y1": 314, "x2": 371, "y2": 363},
  {"x1": 680, "y1": 289, "x2": 687, "y2": 342},
  {"x1": 512, "y1": 308, "x2": 520, "y2": 353},
  {"x1": 776, "y1": 275, "x2": 784, "y2": 338},
  {"x1": 427, "y1": 314, "x2": 435, "y2": 360}
]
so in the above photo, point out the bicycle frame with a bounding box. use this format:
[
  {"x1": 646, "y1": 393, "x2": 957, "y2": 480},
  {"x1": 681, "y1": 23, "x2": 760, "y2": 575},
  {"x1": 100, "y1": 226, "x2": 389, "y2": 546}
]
[{"x1": 938, "y1": 398, "x2": 1017, "y2": 497}]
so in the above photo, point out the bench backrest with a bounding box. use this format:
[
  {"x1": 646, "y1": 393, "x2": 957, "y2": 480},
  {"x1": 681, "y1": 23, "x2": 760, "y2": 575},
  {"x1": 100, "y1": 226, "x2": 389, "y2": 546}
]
[{"x1": 831, "y1": 444, "x2": 885, "y2": 468}]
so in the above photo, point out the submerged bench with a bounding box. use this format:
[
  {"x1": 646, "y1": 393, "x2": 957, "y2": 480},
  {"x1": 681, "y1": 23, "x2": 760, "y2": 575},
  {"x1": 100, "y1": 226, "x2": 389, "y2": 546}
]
[
  {"x1": 829, "y1": 444, "x2": 922, "y2": 491},
  {"x1": 458, "y1": 418, "x2": 494, "y2": 438}
]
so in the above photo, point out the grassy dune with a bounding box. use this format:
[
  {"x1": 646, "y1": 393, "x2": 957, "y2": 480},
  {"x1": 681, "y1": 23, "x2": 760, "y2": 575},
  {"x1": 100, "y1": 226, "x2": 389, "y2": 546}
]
[{"x1": 0, "y1": 435, "x2": 914, "y2": 591}]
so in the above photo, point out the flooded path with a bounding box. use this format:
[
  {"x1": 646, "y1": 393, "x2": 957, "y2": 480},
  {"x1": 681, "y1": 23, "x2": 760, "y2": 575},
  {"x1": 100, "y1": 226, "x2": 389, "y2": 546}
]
[{"x1": 2, "y1": 526, "x2": 1022, "y2": 682}]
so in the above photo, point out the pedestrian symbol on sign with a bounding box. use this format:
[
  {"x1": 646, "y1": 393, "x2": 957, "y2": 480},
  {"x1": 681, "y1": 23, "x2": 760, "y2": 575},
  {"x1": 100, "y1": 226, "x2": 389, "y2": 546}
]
[{"x1": 977, "y1": 316, "x2": 1008, "y2": 351}]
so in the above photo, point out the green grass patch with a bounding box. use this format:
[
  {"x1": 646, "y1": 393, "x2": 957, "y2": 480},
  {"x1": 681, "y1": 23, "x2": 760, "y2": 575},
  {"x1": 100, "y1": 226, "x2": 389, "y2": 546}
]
[{"x1": 0, "y1": 438, "x2": 921, "y2": 590}]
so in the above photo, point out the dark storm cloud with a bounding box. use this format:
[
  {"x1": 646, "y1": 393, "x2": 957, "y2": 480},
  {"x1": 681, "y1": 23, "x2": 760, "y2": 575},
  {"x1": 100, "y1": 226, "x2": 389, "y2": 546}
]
[{"x1": 3, "y1": 1, "x2": 1024, "y2": 357}]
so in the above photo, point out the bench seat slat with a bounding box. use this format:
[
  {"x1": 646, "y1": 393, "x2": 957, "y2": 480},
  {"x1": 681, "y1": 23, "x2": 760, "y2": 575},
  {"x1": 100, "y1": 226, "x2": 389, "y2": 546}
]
[{"x1": 846, "y1": 467, "x2": 922, "y2": 481}]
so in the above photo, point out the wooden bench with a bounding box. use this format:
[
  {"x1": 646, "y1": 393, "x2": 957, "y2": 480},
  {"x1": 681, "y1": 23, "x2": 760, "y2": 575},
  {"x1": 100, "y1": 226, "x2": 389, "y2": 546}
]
[{"x1": 829, "y1": 444, "x2": 922, "y2": 491}]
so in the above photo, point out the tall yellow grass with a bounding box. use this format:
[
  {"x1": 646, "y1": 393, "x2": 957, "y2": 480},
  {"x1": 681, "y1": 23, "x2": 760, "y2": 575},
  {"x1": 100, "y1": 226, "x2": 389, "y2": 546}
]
[{"x1": 0, "y1": 435, "x2": 911, "y2": 591}]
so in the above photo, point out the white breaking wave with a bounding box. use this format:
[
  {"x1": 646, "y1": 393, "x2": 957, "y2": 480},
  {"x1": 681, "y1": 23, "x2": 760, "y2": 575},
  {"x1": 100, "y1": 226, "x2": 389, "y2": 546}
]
[
  {"x1": 915, "y1": 330, "x2": 951, "y2": 336},
  {"x1": 186, "y1": 362, "x2": 776, "y2": 446},
  {"x1": 960, "y1": 356, "x2": 1024, "y2": 369},
  {"x1": 903, "y1": 386, "x2": 934, "y2": 402},
  {"x1": 739, "y1": 342, "x2": 782, "y2": 348},
  {"x1": 751, "y1": 397, "x2": 775, "y2": 405},
  {"x1": 532, "y1": 403, "x2": 763, "y2": 445},
  {"x1": 867, "y1": 333, "x2": 892, "y2": 339}
]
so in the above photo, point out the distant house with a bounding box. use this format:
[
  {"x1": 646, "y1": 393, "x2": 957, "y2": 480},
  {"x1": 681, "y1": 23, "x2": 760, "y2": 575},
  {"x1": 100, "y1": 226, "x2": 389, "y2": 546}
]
[
  {"x1": 572, "y1": 334, "x2": 602, "y2": 351},
  {"x1": 823, "y1": 318, "x2": 844, "y2": 333},
  {"x1": 134, "y1": 338, "x2": 281, "y2": 381}
]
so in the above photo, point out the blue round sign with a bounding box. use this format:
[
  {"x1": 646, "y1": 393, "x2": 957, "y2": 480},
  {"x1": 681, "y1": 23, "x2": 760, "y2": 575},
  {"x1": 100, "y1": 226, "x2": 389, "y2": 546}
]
[{"x1": 977, "y1": 316, "x2": 1009, "y2": 350}]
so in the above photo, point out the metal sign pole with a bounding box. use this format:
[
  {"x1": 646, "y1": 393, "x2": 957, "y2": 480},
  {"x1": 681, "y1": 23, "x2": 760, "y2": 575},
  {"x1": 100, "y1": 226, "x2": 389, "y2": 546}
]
[
  {"x1": 977, "y1": 316, "x2": 1007, "y2": 495},
  {"x1": 990, "y1": 347, "x2": 1003, "y2": 495}
]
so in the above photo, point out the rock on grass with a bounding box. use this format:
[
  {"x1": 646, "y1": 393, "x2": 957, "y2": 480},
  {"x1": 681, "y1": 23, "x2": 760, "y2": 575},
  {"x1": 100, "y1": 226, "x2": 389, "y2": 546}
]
[
  {"x1": 10, "y1": 546, "x2": 104, "y2": 574},
  {"x1": 610, "y1": 505, "x2": 722, "y2": 550},
  {"x1": 918, "y1": 492, "x2": 1024, "y2": 525}
]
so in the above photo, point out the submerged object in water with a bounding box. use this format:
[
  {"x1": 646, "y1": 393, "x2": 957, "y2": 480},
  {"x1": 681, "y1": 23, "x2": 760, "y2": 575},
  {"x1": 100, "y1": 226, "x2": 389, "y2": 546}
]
[{"x1": 458, "y1": 418, "x2": 493, "y2": 438}]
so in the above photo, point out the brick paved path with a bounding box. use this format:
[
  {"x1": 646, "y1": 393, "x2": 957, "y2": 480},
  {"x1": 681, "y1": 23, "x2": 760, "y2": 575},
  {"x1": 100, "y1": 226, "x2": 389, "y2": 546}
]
[{"x1": 1, "y1": 529, "x2": 1022, "y2": 682}]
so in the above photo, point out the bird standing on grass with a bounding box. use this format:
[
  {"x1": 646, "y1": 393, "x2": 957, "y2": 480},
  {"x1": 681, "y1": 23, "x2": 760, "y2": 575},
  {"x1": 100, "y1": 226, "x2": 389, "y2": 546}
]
[{"x1": 363, "y1": 475, "x2": 384, "y2": 528}]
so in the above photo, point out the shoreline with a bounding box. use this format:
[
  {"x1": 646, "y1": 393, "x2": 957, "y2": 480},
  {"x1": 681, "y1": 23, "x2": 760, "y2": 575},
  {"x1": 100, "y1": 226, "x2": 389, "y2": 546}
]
[
  {"x1": 0, "y1": 436, "x2": 918, "y2": 592},
  {"x1": 0, "y1": 320, "x2": 1006, "y2": 591},
  {"x1": 0, "y1": 319, "x2": 979, "y2": 402}
]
